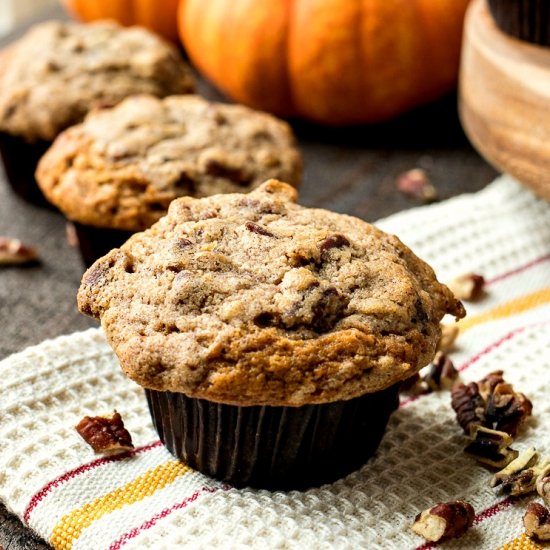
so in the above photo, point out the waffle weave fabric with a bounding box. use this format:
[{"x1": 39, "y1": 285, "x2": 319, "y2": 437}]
[{"x1": 0, "y1": 175, "x2": 549, "y2": 550}]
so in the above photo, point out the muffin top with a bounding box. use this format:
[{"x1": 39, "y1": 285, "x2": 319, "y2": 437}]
[
  {"x1": 78, "y1": 180, "x2": 464, "y2": 406},
  {"x1": 0, "y1": 21, "x2": 194, "y2": 142},
  {"x1": 37, "y1": 95, "x2": 303, "y2": 231}
]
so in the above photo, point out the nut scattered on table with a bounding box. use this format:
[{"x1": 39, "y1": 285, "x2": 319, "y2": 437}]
[
  {"x1": 76, "y1": 411, "x2": 134, "y2": 454},
  {"x1": 448, "y1": 273, "x2": 486, "y2": 301},
  {"x1": 451, "y1": 381, "x2": 485, "y2": 434},
  {"x1": 464, "y1": 425, "x2": 519, "y2": 468},
  {"x1": 0, "y1": 237, "x2": 38, "y2": 265},
  {"x1": 490, "y1": 448, "x2": 550, "y2": 496},
  {"x1": 451, "y1": 371, "x2": 532, "y2": 437},
  {"x1": 411, "y1": 501, "x2": 475, "y2": 542},
  {"x1": 437, "y1": 324, "x2": 459, "y2": 353},
  {"x1": 396, "y1": 169, "x2": 438, "y2": 203},
  {"x1": 523, "y1": 502, "x2": 550, "y2": 541},
  {"x1": 424, "y1": 352, "x2": 459, "y2": 392},
  {"x1": 66, "y1": 223, "x2": 79, "y2": 248},
  {"x1": 536, "y1": 464, "x2": 550, "y2": 506}
]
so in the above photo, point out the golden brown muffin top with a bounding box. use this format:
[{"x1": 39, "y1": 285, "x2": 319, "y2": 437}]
[
  {"x1": 78, "y1": 180, "x2": 464, "y2": 406},
  {"x1": 0, "y1": 20, "x2": 194, "y2": 142},
  {"x1": 37, "y1": 95, "x2": 302, "y2": 231}
]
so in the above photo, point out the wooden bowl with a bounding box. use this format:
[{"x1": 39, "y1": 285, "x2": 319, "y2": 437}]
[{"x1": 459, "y1": 0, "x2": 550, "y2": 201}]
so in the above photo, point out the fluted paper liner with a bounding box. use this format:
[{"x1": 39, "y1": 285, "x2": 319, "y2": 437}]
[{"x1": 146, "y1": 385, "x2": 400, "y2": 490}]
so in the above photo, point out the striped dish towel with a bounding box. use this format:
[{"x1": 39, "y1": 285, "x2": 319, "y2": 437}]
[{"x1": 1, "y1": 175, "x2": 549, "y2": 550}]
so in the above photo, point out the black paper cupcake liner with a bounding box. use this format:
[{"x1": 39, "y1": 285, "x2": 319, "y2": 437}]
[
  {"x1": 145, "y1": 384, "x2": 400, "y2": 490},
  {"x1": 0, "y1": 133, "x2": 52, "y2": 207},
  {"x1": 488, "y1": 0, "x2": 550, "y2": 45},
  {"x1": 73, "y1": 223, "x2": 134, "y2": 268}
]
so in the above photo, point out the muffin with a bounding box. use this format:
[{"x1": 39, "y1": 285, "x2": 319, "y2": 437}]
[
  {"x1": 0, "y1": 20, "x2": 194, "y2": 205},
  {"x1": 77, "y1": 180, "x2": 464, "y2": 489},
  {"x1": 37, "y1": 95, "x2": 303, "y2": 266},
  {"x1": 488, "y1": 0, "x2": 550, "y2": 44}
]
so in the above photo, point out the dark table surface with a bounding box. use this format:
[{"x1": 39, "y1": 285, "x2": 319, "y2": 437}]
[{"x1": 0, "y1": 6, "x2": 498, "y2": 549}]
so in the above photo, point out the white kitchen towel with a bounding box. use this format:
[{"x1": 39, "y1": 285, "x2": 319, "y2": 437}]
[{"x1": 1, "y1": 175, "x2": 549, "y2": 550}]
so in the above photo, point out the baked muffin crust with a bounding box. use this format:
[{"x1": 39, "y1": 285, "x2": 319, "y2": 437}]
[
  {"x1": 37, "y1": 95, "x2": 302, "y2": 231},
  {"x1": 78, "y1": 180, "x2": 465, "y2": 406},
  {"x1": 0, "y1": 20, "x2": 194, "y2": 142}
]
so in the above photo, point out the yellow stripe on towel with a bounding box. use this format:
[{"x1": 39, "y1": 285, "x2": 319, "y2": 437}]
[
  {"x1": 497, "y1": 533, "x2": 544, "y2": 549},
  {"x1": 50, "y1": 460, "x2": 192, "y2": 550},
  {"x1": 459, "y1": 286, "x2": 550, "y2": 333}
]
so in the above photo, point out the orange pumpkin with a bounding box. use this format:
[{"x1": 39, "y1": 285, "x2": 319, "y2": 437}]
[
  {"x1": 62, "y1": 0, "x2": 180, "y2": 42},
  {"x1": 179, "y1": 0, "x2": 471, "y2": 125}
]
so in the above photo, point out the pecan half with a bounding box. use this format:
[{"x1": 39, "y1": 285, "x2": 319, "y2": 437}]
[
  {"x1": 451, "y1": 382, "x2": 485, "y2": 434},
  {"x1": 523, "y1": 502, "x2": 550, "y2": 541},
  {"x1": 452, "y1": 372, "x2": 532, "y2": 438},
  {"x1": 76, "y1": 411, "x2": 134, "y2": 454},
  {"x1": 411, "y1": 501, "x2": 475, "y2": 542},
  {"x1": 0, "y1": 237, "x2": 38, "y2": 265}
]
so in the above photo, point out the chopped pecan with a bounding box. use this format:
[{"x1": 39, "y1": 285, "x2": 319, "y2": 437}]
[
  {"x1": 490, "y1": 448, "x2": 546, "y2": 495},
  {"x1": 76, "y1": 411, "x2": 134, "y2": 454},
  {"x1": 451, "y1": 382, "x2": 485, "y2": 434},
  {"x1": 397, "y1": 169, "x2": 437, "y2": 203},
  {"x1": 437, "y1": 324, "x2": 459, "y2": 353},
  {"x1": 319, "y1": 234, "x2": 350, "y2": 253},
  {"x1": 523, "y1": 503, "x2": 550, "y2": 541},
  {"x1": 452, "y1": 372, "x2": 532, "y2": 438},
  {"x1": 484, "y1": 381, "x2": 533, "y2": 437},
  {"x1": 411, "y1": 501, "x2": 475, "y2": 542},
  {"x1": 424, "y1": 353, "x2": 458, "y2": 391},
  {"x1": 245, "y1": 221, "x2": 275, "y2": 237},
  {"x1": 536, "y1": 463, "x2": 550, "y2": 506},
  {"x1": 478, "y1": 371, "x2": 505, "y2": 401},
  {"x1": 0, "y1": 237, "x2": 38, "y2": 265},
  {"x1": 464, "y1": 425, "x2": 518, "y2": 468},
  {"x1": 448, "y1": 273, "x2": 485, "y2": 301}
]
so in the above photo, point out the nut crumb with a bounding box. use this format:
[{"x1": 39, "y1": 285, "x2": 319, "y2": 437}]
[
  {"x1": 448, "y1": 273, "x2": 485, "y2": 301},
  {"x1": 397, "y1": 169, "x2": 437, "y2": 202},
  {"x1": 411, "y1": 501, "x2": 475, "y2": 542},
  {"x1": 523, "y1": 502, "x2": 550, "y2": 541},
  {"x1": 76, "y1": 411, "x2": 134, "y2": 454},
  {"x1": 0, "y1": 237, "x2": 38, "y2": 265}
]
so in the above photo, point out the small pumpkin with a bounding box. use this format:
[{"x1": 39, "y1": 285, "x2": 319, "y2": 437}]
[
  {"x1": 179, "y1": 0, "x2": 471, "y2": 125},
  {"x1": 62, "y1": 0, "x2": 180, "y2": 42}
]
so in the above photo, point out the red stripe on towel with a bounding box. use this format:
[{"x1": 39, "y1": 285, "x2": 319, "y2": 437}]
[
  {"x1": 108, "y1": 486, "x2": 229, "y2": 550},
  {"x1": 24, "y1": 440, "x2": 162, "y2": 524}
]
